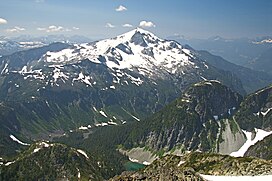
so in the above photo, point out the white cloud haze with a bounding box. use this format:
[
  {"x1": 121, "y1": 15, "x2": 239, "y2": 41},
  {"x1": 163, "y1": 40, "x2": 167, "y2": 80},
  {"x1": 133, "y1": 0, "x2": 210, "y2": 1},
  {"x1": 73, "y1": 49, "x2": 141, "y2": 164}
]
[
  {"x1": 139, "y1": 21, "x2": 156, "y2": 28},
  {"x1": 115, "y1": 5, "x2": 127, "y2": 12},
  {"x1": 122, "y1": 24, "x2": 133, "y2": 28},
  {"x1": 35, "y1": 0, "x2": 45, "y2": 3},
  {"x1": 37, "y1": 25, "x2": 64, "y2": 32},
  {"x1": 0, "y1": 18, "x2": 7, "y2": 24},
  {"x1": 105, "y1": 23, "x2": 115, "y2": 28},
  {"x1": 6, "y1": 26, "x2": 25, "y2": 33}
]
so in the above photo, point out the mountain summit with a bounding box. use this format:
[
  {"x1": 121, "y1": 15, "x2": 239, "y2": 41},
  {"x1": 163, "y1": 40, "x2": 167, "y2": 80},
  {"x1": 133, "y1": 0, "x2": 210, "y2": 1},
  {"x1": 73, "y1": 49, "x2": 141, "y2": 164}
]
[{"x1": 41, "y1": 27, "x2": 196, "y2": 76}]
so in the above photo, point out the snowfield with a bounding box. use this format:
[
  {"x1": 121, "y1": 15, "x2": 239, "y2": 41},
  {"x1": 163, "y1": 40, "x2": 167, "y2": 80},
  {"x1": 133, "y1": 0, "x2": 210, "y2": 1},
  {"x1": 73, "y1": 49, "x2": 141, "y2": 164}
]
[
  {"x1": 201, "y1": 174, "x2": 272, "y2": 181},
  {"x1": 230, "y1": 128, "x2": 272, "y2": 157}
]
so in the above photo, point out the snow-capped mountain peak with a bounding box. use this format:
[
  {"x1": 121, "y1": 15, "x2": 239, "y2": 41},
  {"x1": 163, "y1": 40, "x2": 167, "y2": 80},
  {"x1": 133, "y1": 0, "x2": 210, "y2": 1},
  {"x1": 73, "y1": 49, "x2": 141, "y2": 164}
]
[
  {"x1": 42, "y1": 28, "x2": 195, "y2": 73},
  {"x1": 1, "y1": 28, "x2": 211, "y2": 91}
]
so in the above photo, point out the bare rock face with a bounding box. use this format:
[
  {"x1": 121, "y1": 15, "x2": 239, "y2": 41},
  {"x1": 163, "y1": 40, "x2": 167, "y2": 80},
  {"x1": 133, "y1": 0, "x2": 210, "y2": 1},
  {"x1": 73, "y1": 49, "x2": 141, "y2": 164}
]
[
  {"x1": 109, "y1": 155, "x2": 206, "y2": 181},
  {"x1": 217, "y1": 119, "x2": 246, "y2": 154},
  {"x1": 110, "y1": 152, "x2": 272, "y2": 181}
]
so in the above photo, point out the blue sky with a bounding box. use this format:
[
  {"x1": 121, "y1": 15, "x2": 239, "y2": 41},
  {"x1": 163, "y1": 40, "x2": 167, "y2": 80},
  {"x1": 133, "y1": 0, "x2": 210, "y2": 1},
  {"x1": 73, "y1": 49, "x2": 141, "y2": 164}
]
[{"x1": 0, "y1": 0, "x2": 271, "y2": 39}]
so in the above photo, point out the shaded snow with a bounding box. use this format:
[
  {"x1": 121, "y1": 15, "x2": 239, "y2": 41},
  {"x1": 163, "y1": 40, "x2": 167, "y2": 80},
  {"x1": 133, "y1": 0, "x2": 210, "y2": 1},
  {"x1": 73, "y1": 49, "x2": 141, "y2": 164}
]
[
  {"x1": 201, "y1": 174, "x2": 272, "y2": 181},
  {"x1": 5, "y1": 161, "x2": 15, "y2": 166},
  {"x1": 131, "y1": 115, "x2": 140, "y2": 121},
  {"x1": 213, "y1": 115, "x2": 219, "y2": 121},
  {"x1": 261, "y1": 108, "x2": 272, "y2": 116},
  {"x1": 129, "y1": 157, "x2": 139, "y2": 163},
  {"x1": 10, "y1": 135, "x2": 29, "y2": 146},
  {"x1": 1, "y1": 63, "x2": 8, "y2": 74},
  {"x1": 121, "y1": 107, "x2": 140, "y2": 121},
  {"x1": 230, "y1": 128, "x2": 272, "y2": 157}
]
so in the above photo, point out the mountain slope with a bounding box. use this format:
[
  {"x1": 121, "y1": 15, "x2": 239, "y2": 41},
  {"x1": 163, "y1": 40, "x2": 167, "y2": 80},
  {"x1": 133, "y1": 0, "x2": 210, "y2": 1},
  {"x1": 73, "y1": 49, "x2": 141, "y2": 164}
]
[
  {"x1": 249, "y1": 47, "x2": 272, "y2": 75},
  {"x1": 0, "y1": 142, "x2": 103, "y2": 180},
  {"x1": 57, "y1": 81, "x2": 246, "y2": 162},
  {"x1": 235, "y1": 85, "x2": 272, "y2": 131},
  {"x1": 0, "y1": 28, "x2": 246, "y2": 152},
  {"x1": 244, "y1": 134, "x2": 272, "y2": 160},
  {"x1": 196, "y1": 50, "x2": 272, "y2": 93},
  {"x1": 169, "y1": 35, "x2": 272, "y2": 70},
  {"x1": 117, "y1": 80, "x2": 245, "y2": 154},
  {"x1": 110, "y1": 152, "x2": 272, "y2": 180}
]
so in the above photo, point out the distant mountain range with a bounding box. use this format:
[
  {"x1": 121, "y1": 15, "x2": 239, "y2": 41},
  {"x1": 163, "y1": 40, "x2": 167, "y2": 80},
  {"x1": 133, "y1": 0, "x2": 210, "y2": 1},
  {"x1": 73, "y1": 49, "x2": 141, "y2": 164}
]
[
  {"x1": 0, "y1": 35, "x2": 92, "y2": 56},
  {"x1": 169, "y1": 35, "x2": 272, "y2": 75}
]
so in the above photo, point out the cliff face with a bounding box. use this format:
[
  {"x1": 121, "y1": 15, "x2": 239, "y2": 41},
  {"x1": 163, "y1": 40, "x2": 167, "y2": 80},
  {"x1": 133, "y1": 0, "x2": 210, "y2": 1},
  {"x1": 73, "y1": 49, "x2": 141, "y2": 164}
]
[
  {"x1": 121, "y1": 81, "x2": 245, "y2": 154},
  {"x1": 217, "y1": 119, "x2": 246, "y2": 154},
  {"x1": 235, "y1": 85, "x2": 272, "y2": 131}
]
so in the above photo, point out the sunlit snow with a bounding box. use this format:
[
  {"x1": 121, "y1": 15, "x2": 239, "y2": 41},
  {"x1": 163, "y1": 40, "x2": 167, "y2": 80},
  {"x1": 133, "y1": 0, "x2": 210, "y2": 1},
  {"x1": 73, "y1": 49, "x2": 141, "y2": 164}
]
[
  {"x1": 77, "y1": 149, "x2": 89, "y2": 159},
  {"x1": 230, "y1": 128, "x2": 272, "y2": 157},
  {"x1": 10, "y1": 135, "x2": 29, "y2": 146},
  {"x1": 201, "y1": 174, "x2": 272, "y2": 181}
]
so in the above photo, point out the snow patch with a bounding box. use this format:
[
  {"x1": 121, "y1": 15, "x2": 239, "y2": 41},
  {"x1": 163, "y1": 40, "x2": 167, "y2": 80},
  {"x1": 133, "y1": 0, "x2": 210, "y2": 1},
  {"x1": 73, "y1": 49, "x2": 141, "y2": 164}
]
[
  {"x1": 143, "y1": 161, "x2": 151, "y2": 165},
  {"x1": 77, "y1": 168, "x2": 81, "y2": 179},
  {"x1": 200, "y1": 174, "x2": 272, "y2": 181},
  {"x1": 110, "y1": 85, "x2": 116, "y2": 89},
  {"x1": 77, "y1": 149, "x2": 89, "y2": 159},
  {"x1": 5, "y1": 161, "x2": 15, "y2": 166},
  {"x1": 33, "y1": 148, "x2": 41, "y2": 153},
  {"x1": 121, "y1": 107, "x2": 140, "y2": 121},
  {"x1": 10, "y1": 135, "x2": 29, "y2": 146},
  {"x1": 99, "y1": 110, "x2": 108, "y2": 118},
  {"x1": 204, "y1": 82, "x2": 213, "y2": 86},
  {"x1": 213, "y1": 115, "x2": 219, "y2": 121},
  {"x1": 108, "y1": 121, "x2": 118, "y2": 125},
  {"x1": 73, "y1": 72, "x2": 93, "y2": 86},
  {"x1": 129, "y1": 157, "x2": 139, "y2": 163},
  {"x1": 79, "y1": 126, "x2": 88, "y2": 130},
  {"x1": 177, "y1": 160, "x2": 185, "y2": 167},
  {"x1": 101, "y1": 122, "x2": 109, "y2": 126},
  {"x1": 261, "y1": 108, "x2": 272, "y2": 116},
  {"x1": 230, "y1": 128, "x2": 272, "y2": 157},
  {"x1": 93, "y1": 106, "x2": 98, "y2": 112},
  {"x1": 1, "y1": 63, "x2": 8, "y2": 74}
]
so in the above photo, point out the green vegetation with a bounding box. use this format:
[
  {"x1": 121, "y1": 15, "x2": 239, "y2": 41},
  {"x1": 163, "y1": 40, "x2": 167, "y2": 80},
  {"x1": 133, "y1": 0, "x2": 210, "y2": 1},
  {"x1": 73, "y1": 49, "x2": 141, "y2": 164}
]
[
  {"x1": 235, "y1": 84, "x2": 272, "y2": 131},
  {"x1": 0, "y1": 142, "x2": 103, "y2": 180}
]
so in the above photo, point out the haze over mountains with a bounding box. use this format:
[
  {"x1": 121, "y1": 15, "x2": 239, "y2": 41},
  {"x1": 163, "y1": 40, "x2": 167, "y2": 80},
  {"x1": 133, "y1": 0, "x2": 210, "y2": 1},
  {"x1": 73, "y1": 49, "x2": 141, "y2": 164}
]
[{"x1": 170, "y1": 35, "x2": 272, "y2": 75}]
